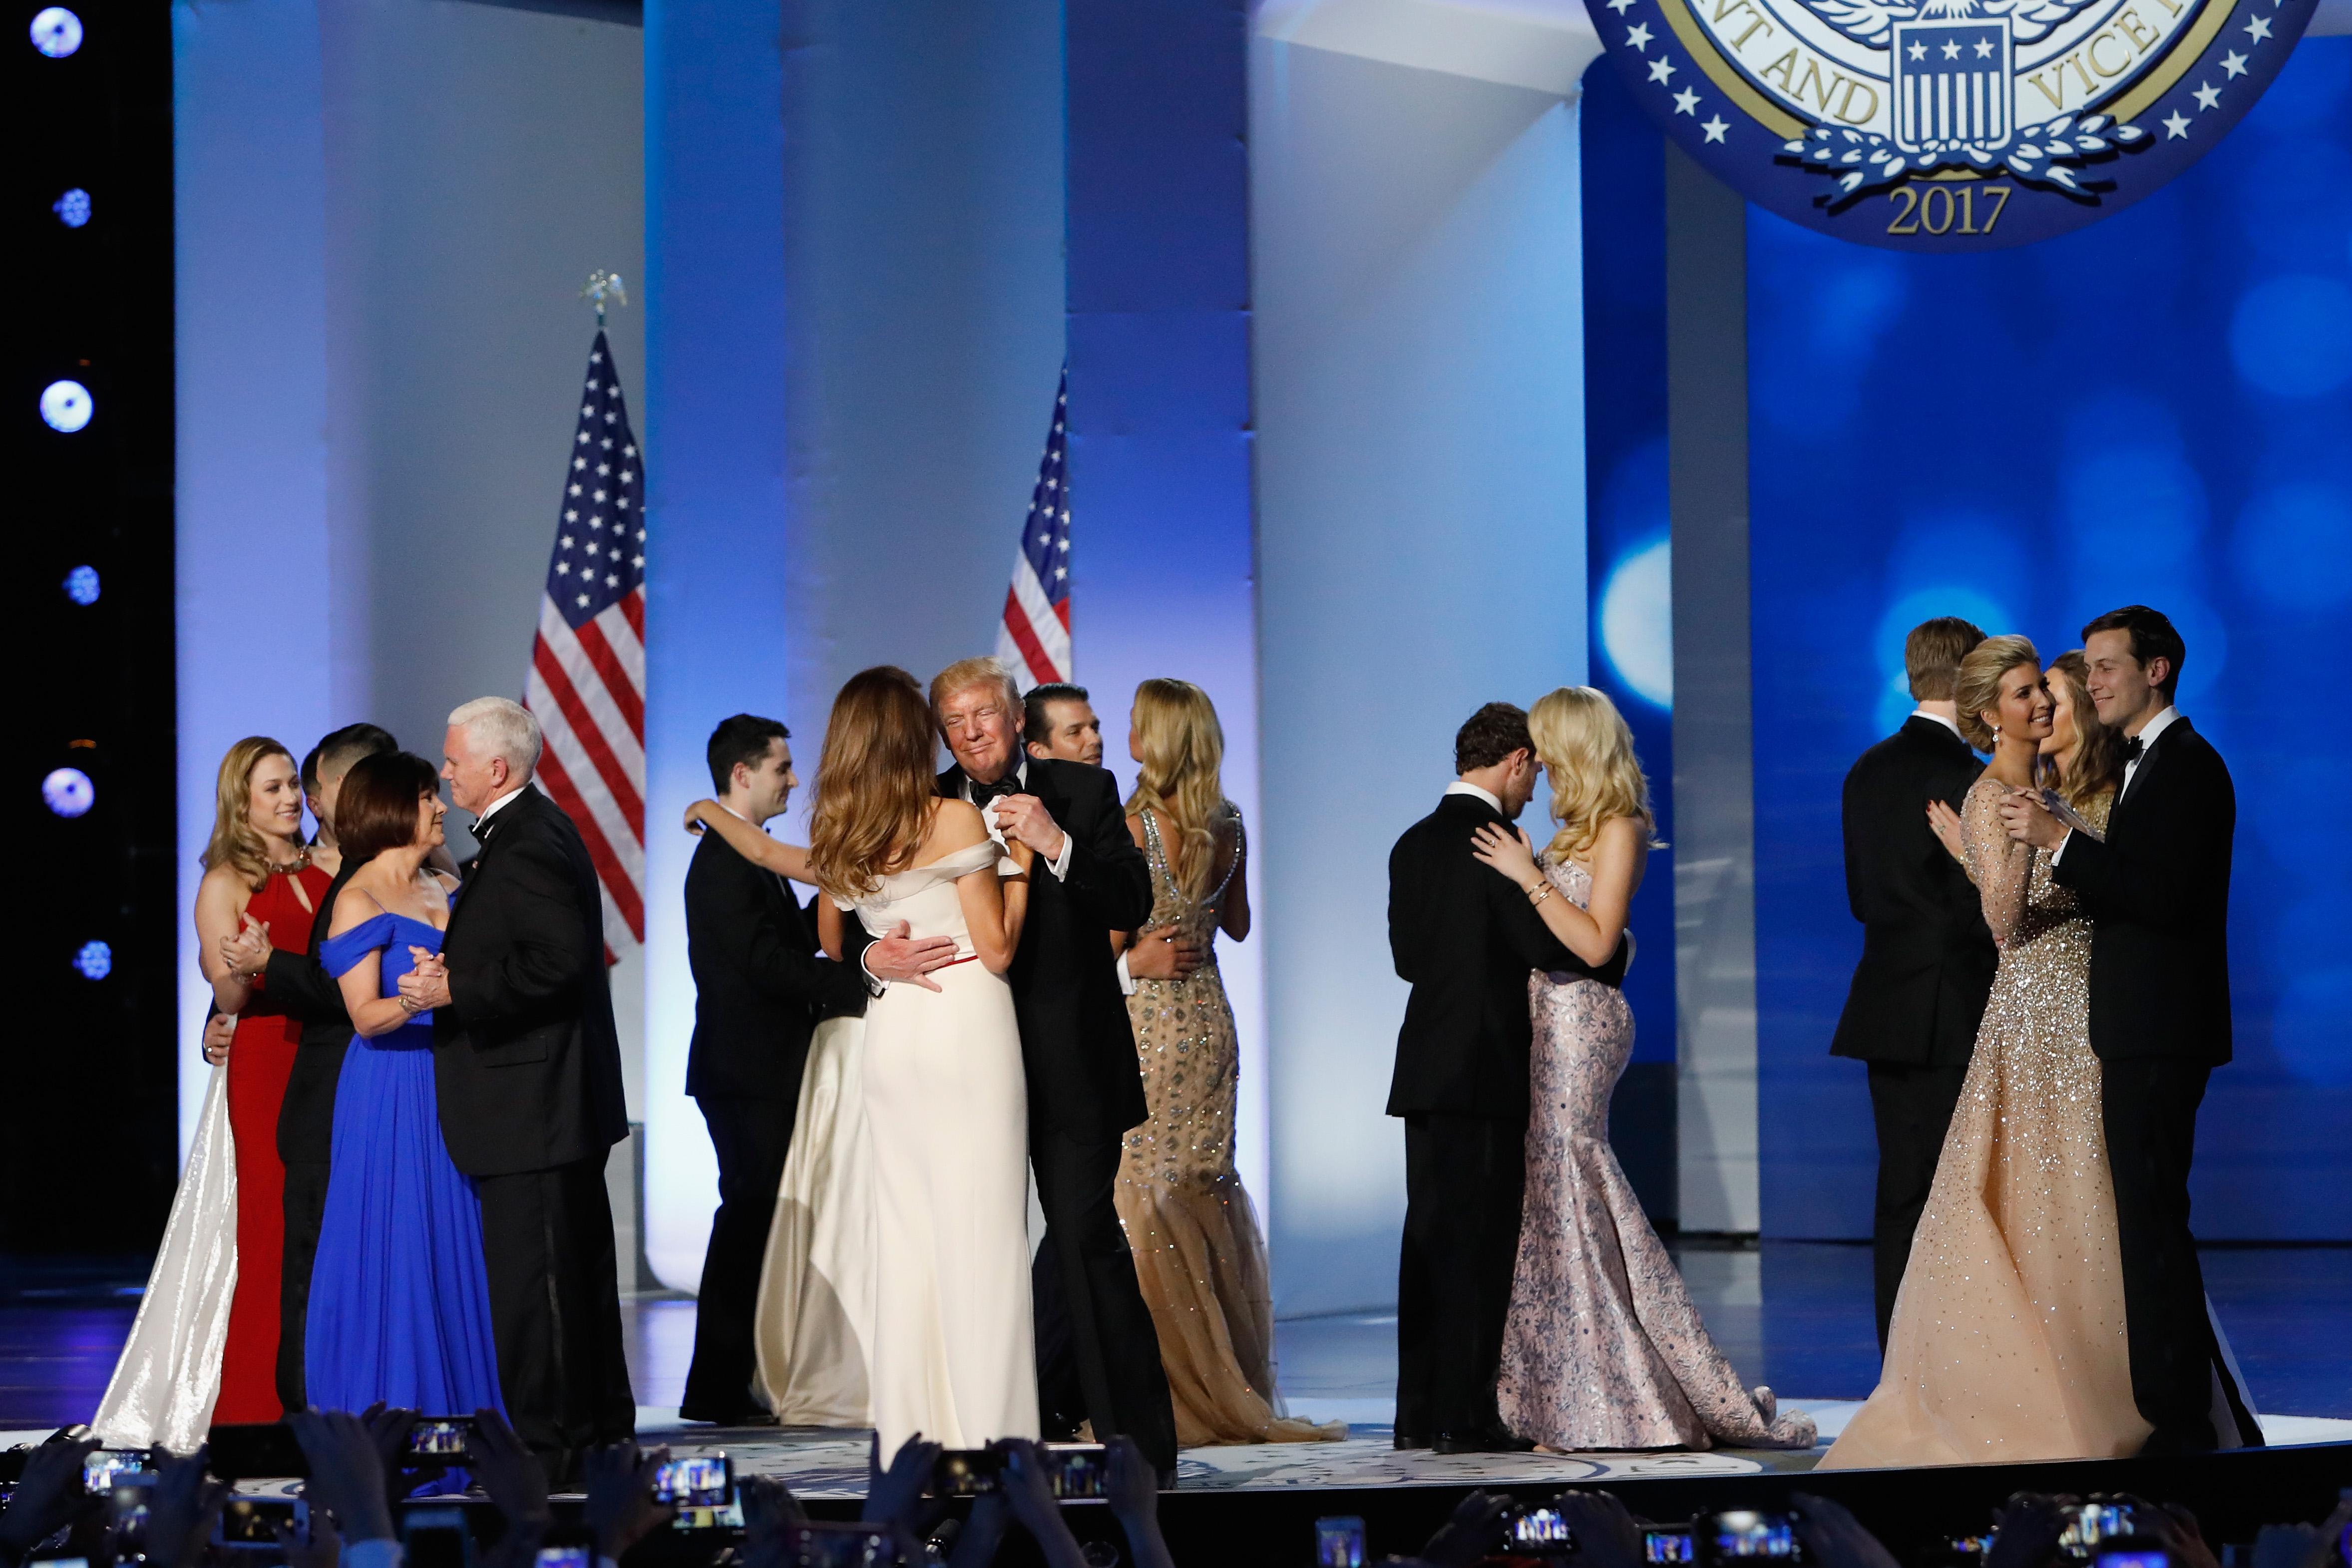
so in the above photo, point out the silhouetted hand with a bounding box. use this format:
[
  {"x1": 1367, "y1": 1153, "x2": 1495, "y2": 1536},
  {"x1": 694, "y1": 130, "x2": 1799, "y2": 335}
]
[
  {"x1": 1987, "y1": 1493, "x2": 2072, "y2": 1568},
  {"x1": 996, "y1": 1441, "x2": 1088, "y2": 1568},
  {"x1": 580, "y1": 1442, "x2": 674, "y2": 1564},
  {"x1": 278, "y1": 1505, "x2": 341, "y2": 1568},
  {"x1": 2108, "y1": 1495, "x2": 2219, "y2": 1568},
  {"x1": 735, "y1": 1475, "x2": 808, "y2": 1568},
  {"x1": 0, "y1": 1430, "x2": 101, "y2": 1567},
  {"x1": 290, "y1": 1410, "x2": 396, "y2": 1547},
  {"x1": 144, "y1": 1446, "x2": 230, "y2": 1568},
  {"x1": 469, "y1": 1411, "x2": 550, "y2": 1568},
  {"x1": 1421, "y1": 1490, "x2": 1513, "y2": 1568},
  {"x1": 1104, "y1": 1437, "x2": 1174, "y2": 1568},
  {"x1": 2253, "y1": 1498, "x2": 2352, "y2": 1568},
  {"x1": 1792, "y1": 1494, "x2": 1902, "y2": 1568},
  {"x1": 860, "y1": 1433, "x2": 939, "y2": 1538},
  {"x1": 1551, "y1": 1490, "x2": 1644, "y2": 1568}
]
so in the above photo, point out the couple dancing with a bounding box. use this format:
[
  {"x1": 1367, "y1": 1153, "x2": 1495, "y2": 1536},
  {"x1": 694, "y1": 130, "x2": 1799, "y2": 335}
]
[
  {"x1": 1389, "y1": 693, "x2": 1815, "y2": 1455},
  {"x1": 1826, "y1": 606, "x2": 2258, "y2": 1467},
  {"x1": 99, "y1": 702, "x2": 633, "y2": 1483},
  {"x1": 678, "y1": 661, "x2": 1179, "y2": 1473}
]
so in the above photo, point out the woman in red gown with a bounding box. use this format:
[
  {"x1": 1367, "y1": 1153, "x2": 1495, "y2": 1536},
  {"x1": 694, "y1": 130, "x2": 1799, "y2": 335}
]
[{"x1": 195, "y1": 736, "x2": 332, "y2": 1423}]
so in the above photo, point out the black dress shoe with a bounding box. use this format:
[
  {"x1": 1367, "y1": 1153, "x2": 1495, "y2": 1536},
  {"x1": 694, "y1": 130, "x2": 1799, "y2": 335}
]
[
  {"x1": 1434, "y1": 1426, "x2": 1536, "y2": 1455},
  {"x1": 1393, "y1": 1430, "x2": 1433, "y2": 1451}
]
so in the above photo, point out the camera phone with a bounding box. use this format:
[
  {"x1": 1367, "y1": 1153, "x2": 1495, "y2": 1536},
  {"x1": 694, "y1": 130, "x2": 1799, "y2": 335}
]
[
  {"x1": 1315, "y1": 1515, "x2": 1367, "y2": 1568},
  {"x1": 649, "y1": 1453, "x2": 731, "y2": 1508}
]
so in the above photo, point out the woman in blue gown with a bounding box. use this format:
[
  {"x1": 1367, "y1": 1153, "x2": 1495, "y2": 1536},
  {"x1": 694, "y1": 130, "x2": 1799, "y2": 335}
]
[{"x1": 307, "y1": 752, "x2": 504, "y2": 1426}]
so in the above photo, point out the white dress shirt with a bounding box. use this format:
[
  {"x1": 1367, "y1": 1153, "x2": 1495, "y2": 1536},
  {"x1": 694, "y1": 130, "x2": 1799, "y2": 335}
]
[
  {"x1": 2054, "y1": 705, "x2": 2180, "y2": 862},
  {"x1": 469, "y1": 782, "x2": 529, "y2": 838},
  {"x1": 1910, "y1": 706, "x2": 1965, "y2": 744},
  {"x1": 1444, "y1": 780, "x2": 1507, "y2": 813}
]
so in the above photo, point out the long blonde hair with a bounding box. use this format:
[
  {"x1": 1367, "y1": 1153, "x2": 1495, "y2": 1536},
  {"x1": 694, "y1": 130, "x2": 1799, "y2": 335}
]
[
  {"x1": 1124, "y1": 679, "x2": 1231, "y2": 900},
  {"x1": 807, "y1": 667, "x2": 939, "y2": 901},
  {"x1": 1528, "y1": 688, "x2": 1658, "y2": 863},
  {"x1": 201, "y1": 736, "x2": 299, "y2": 889}
]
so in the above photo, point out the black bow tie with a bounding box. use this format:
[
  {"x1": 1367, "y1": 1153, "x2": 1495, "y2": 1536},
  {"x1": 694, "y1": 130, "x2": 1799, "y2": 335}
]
[
  {"x1": 2123, "y1": 735, "x2": 2145, "y2": 764},
  {"x1": 970, "y1": 775, "x2": 1019, "y2": 808}
]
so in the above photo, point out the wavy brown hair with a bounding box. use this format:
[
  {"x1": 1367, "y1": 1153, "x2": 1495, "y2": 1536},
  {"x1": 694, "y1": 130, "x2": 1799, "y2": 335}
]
[
  {"x1": 2047, "y1": 649, "x2": 2124, "y2": 810},
  {"x1": 201, "y1": 736, "x2": 299, "y2": 890},
  {"x1": 808, "y1": 667, "x2": 940, "y2": 901},
  {"x1": 1124, "y1": 679, "x2": 1232, "y2": 901}
]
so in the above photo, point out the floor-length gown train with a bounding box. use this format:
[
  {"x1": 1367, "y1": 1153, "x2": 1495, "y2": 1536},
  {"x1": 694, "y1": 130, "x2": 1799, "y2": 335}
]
[
  {"x1": 1498, "y1": 858, "x2": 1815, "y2": 1452},
  {"x1": 1820, "y1": 783, "x2": 2148, "y2": 1468},
  {"x1": 1117, "y1": 809, "x2": 1340, "y2": 1447},
  {"x1": 755, "y1": 1014, "x2": 876, "y2": 1427}
]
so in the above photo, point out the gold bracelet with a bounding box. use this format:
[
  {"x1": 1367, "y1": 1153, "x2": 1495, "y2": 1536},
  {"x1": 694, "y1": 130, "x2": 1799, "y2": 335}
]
[{"x1": 1528, "y1": 880, "x2": 1554, "y2": 906}]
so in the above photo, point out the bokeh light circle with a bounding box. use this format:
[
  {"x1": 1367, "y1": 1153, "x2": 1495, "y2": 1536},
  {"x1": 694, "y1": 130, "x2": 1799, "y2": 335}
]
[
  {"x1": 63, "y1": 564, "x2": 99, "y2": 605},
  {"x1": 39, "y1": 379, "x2": 93, "y2": 433},
  {"x1": 42, "y1": 768, "x2": 94, "y2": 818},
  {"x1": 2235, "y1": 483, "x2": 2352, "y2": 610},
  {"x1": 29, "y1": 6, "x2": 82, "y2": 57},
  {"x1": 72, "y1": 940, "x2": 111, "y2": 981},
  {"x1": 1598, "y1": 537, "x2": 1673, "y2": 709},
  {"x1": 2230, "y1": 275, "x2": 2352, "y2": 397},
  {"x1": 53, "y1": 187, "x2": 90, "y2": 228}
]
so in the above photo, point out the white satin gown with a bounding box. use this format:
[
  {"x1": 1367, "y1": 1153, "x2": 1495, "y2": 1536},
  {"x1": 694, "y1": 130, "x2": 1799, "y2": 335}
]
[
  {"x1": 754, "y1": 1014, "x2": 877, "y2": 1427},
  {"x1": 836, "y1": 841, "x2": 1039, "y2": 1454}
]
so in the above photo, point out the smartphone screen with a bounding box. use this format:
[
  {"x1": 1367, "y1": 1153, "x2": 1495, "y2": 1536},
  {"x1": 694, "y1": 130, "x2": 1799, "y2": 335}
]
[
  {"x1": 1514, "y1": 1508, "x2": 1575, "y2": 1550},
  {"x1": 649, "y1": 1453, "x2": 731, "y2": 1508},
  {"x1": 82, "y1": 1451, "x2": 154, "y2": 1495},
  {"x1": 216, "y1": 1499, "x2": 304, "y2": 1547},
  {"x1": 1706, "y1": 1512, "x2": 1801, "y2": 1563},
  {"x1": 406, "y1": 1419, "x2": 476, "y2": 1461},
  {"x1": 1316, "y1": 1516, "x2": 1367, "y2": 1568},
  {"x1": 2062, "y1": 1506, "x2": 2138, "y2": 1557},
  {"x1": 1647, "y1": 1530, "x2": 1698, "y2": 1565},
  {"x1": 1039, "y1": 1443, "x2": 1108, "y2": 1502},
  {"x1": 535, "y1": 1548, "x2": 592, "y2": 1568},
  {"x1": 2097, "y1": 1553, "x2": 2170, "y2": 1568},
  {"x1": 930, "y1": 1449, "x2": 1001, "y2": 1498}
]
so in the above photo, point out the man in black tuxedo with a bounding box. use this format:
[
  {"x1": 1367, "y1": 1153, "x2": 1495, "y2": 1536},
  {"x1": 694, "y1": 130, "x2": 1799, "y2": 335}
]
[
  {"x1": 397, "y1": 697, "x2": 634, "y2": 1481},
  {"x1": 843, "y1": 657, "x2": 1176, "y2": 1474},
  {"x1": 1386, "y1": 703, "x2": 1628, "y2": 1454},
  {"x1": 216, "y1": 722, "x2": 399, "y2": 1410},
  {"x1": 2000, "y1": 606, "x2": 2259, "y2": 1454},
  {"x1": 1830, "y1": 617, "x2": 1997, "y2": 1350},
  {"x1": 678, "y1": 714, "x2": 877, "y2": 1425}
]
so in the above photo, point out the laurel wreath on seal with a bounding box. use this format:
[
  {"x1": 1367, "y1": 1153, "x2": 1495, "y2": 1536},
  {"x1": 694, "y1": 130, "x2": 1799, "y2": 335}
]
[{"x1": 1784, "y1": 113, "x2": 2150, "y2": 201}]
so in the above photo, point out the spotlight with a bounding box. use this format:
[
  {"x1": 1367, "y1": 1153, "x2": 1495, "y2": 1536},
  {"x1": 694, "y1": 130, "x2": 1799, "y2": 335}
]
[
  {"x1": 40, "y1": 379, "x2": 93, "y2": 433},
  {"x1": 43, "y1": 767, "x2": 95, "y2": 818},
  {"x1": 64, "y1": 565, "x2": 100, "y2": 605},
  {"x1": 53, "y1": 188, "x2": 91, "y2": 228},
  {"x1": 72, "y1": 940, "x2": 112, "y2": 981},
  {"x1": 30, "y1": 6, "x2": 83, "y2": 57}
]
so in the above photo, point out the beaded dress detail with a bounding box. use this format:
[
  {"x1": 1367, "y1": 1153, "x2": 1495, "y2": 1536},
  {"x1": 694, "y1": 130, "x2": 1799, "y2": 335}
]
[
  {"x1": 1821, "y1": 780, "x2": 2149, "y2": 1468},
  {"x1": 1116, "y1": 807, "x2": 1342, "y2": 1446},
  {"x1": 1498, "y1": 857, "x2": 1815, "y2": 1452}
]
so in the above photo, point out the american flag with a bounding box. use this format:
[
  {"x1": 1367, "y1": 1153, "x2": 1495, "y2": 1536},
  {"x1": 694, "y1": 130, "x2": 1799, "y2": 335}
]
[
  {"x1": 522, "y1": 330, "x2": 647, "y2": 949},
  {"x1": 994, "y1": 368, "x2": 1072, "y2": 689}
]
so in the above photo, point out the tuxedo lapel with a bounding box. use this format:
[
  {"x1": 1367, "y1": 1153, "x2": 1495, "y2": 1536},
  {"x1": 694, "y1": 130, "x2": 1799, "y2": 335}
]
[{"x1": 2117, "y1": 717, "x2": 2187, "y2": 814}]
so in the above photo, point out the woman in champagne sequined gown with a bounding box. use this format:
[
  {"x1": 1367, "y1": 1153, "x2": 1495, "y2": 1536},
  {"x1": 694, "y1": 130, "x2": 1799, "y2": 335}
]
[
  {"x1": 1483, "y1": 689, "x2": 1815, "y2": 1453},
  {"x1": 1822, "y1": 637, "x2": 2149, "y2": 1468},
  {"x1": 1113, "y1": 680, "x2": 1342, "y2": 1447}
]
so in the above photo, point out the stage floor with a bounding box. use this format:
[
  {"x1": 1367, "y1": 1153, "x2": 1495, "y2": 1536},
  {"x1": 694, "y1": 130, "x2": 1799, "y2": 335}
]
[{"x1": 5, "y1": 1240, "x2": 2348, "y2": 1486}]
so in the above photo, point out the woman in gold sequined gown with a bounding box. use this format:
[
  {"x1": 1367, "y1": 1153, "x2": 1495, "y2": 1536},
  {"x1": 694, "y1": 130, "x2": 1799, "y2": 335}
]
[
  {"x1": 1823, "y1": 638, "x2": 2149, "y2": 1469},
  {"x1": 1111, "y1": 680, "x2": 1343, "y2": 1447}
]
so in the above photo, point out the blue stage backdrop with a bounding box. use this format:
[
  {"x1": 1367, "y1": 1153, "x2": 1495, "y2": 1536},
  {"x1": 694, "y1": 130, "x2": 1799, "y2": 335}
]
[
  {"x1": 1579, "y1": 62, "x2": 1679, "y2": 1225},
  {"x1": 1751, "y1": 36, "x2": 2352, "y2": 1240}
]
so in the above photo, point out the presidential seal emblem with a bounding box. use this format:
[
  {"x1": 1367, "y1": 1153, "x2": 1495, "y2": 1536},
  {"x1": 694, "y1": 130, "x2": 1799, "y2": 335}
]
[{"x1": 1598, "y1": 0, "x2": 2318, "y2": 247}]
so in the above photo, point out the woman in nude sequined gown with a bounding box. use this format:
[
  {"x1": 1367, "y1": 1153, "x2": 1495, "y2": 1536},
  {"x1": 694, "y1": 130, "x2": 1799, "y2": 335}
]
[
  {"x1": 1481, "y1": 689, "x2": 1815, "y2": 1452},
  {"x1": 1822, "y1": 637, "x2": 2149, "y2": 1469},
  {"x1": 1112, "y1": 680, "x2": 1343, "y2": 1447}
]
